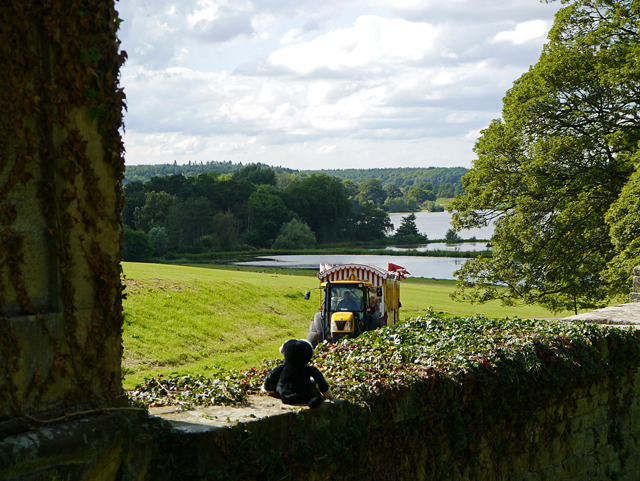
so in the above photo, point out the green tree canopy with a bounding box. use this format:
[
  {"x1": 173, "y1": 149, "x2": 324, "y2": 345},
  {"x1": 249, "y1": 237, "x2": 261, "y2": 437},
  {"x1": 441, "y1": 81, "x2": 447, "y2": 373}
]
[
  {"x1": 272, "y1": 218, "x2": 317, "y2": 250},
  {"x1": 243, "y1": 187, "x2": 293, "y2": 248},
  {"x1": 395, "y1": 213, "x2": 420, "y2": 238},
  {"x1": 283, "y1": 174, "x2": 353, "y2": 244},
  {"x1": 232, "y1": 164, "x2": 277, "y2": 186},
  {"x1": 357, "y1": 178, "x2": 387, "y2": 206},
  {"x1": 133, "y1": 191, "x2": 179, "y2": 233},
  {"x1": 449, "y1": 0, "x2": 640, "y2": 313}
]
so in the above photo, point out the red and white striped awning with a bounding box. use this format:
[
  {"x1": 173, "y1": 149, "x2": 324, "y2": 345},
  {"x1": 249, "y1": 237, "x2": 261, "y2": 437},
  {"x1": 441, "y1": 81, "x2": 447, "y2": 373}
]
[{"x1": 318, "y1": 264, "x2": 390, "y2": 286}]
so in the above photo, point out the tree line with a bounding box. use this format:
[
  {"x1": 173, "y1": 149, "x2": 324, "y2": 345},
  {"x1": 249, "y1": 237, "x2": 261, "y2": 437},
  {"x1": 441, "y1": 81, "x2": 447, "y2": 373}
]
[
  {"x1": 124, "y1": 163, "x2": 466, "y2": 194},
  {"x1": 122, "y1": 164, "x2": 441, "y2": 260},
  {"x1": 450, "y1": 0, "x2": 640, "y2": 314}
]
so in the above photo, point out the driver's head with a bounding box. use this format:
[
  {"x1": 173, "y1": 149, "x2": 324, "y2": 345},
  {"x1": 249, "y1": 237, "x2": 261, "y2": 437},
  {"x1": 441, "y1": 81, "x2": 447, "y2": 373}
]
[{"x1": 344, "y1": 291, "x2": 351, "y2": 299}]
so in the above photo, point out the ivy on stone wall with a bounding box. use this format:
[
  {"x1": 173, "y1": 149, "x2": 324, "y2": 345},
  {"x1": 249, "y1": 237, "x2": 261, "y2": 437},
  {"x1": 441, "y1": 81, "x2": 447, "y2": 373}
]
[{"x1": 0, "y1": 0, "x2": 126, "y2": 420}]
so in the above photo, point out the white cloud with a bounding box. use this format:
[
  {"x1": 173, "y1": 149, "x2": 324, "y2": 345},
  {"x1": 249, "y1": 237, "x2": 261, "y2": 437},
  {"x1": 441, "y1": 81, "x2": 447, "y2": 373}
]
[
  {"x1": 493, "y1": 20, "x2": 549, "y2": 45},
  {"x1": 116, "y1": 0, "x2": 564, "y2": 169},
  {"x1": 268, "y1": 15, "x2": 440, "y2": 75}
]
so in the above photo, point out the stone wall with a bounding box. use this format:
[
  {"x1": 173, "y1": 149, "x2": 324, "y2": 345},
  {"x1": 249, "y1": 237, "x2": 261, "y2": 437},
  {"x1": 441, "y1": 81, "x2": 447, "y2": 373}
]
[
  {"x1": 0, "y1": 0, "x2": 126, "y2": 426},
  {"x1": 3, "y1": 334, "x2": 640, "y2": 480},
  {"x1": 632, "y1": 266, "x2": 640, "y2": 303}
]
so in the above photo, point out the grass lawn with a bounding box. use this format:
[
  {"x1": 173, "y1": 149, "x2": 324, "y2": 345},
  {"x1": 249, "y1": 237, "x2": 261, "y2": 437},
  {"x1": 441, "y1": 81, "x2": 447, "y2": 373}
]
[{"x1": 121, "y1": 262, "x2": 583, "y2": 390}]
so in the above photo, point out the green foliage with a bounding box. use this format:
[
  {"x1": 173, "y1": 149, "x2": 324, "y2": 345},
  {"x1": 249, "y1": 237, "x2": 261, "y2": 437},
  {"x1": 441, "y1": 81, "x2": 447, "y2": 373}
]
[
  {"x1": 450, "y1": 0, "x2": 640, "y2": 312},
  {"x1": 122, "y1": 227, "x2": 154, "y2": 262},
  {"x1": 383, "y1": 196, "x2": 419, "y2": 213},
  {"x1": 283, "y1": 174, "x2": 353, "y2": 243},
  {"x1": 123, "y1": 165, "x2": 466, "y2": 250},
  {"x1": 271, "y1": 218, "x2": 316, "y2": 250},
  {"x1": 244, "y1": 187, "x2": 293, "y2": 248},
  {"x1": 148, "y1": 227, "x2": 169, "y2": 256},
  {"x1": 133, "y1": 191, "x2": 178, "y2": 233},
  {"x1": 357, "y1": 178, "x2": 387, "y2": 206},
  {"x1": 445, "y1": 229, "x2": 462, "y2": 243},
  {"x1": 351, "y1": 201, "x2": 393, "y2": 241},
  {"x1": 232, "y1": 164, "x2": 277, "y2": 186},
  {"x1": 167, "y1": 196, "x2": 214, "y2": 249},
  {"x1": 604, "y1": 159, "x2": 640, "y2": 293},
  {"x1": 212, "y1": 210, "x2": 241, "y2": 251},
  {"x1": 421, "y1": 200, "x2": 445, "y2": 212},
  {"x1": 394, "y1": 213, "x2": 427, "y2": 242}
]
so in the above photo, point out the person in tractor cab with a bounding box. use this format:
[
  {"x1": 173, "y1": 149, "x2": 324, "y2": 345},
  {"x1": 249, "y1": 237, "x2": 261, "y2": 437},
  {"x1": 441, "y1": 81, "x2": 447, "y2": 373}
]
[{"x1": 336, "y1": 291, "x2": 359, "y2": 311}]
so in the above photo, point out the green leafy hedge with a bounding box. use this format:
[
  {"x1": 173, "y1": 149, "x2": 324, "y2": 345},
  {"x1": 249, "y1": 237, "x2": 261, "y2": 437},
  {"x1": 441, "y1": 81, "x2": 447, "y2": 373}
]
[{"x1": 130, "y1": 310, "x2": 640, "y2": 410}]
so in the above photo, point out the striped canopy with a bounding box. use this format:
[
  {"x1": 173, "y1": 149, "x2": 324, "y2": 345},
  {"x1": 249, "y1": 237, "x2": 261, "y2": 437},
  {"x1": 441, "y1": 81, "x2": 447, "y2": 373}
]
[{"x1": 317, "y1": 264, "x2": 393, "y2": 286}]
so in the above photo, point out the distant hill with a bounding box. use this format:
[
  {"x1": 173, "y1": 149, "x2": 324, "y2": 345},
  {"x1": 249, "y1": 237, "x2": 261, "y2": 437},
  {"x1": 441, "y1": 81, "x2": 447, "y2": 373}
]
[{"x1": 123, "y1": 161, "x2": 468, "y2": 187}]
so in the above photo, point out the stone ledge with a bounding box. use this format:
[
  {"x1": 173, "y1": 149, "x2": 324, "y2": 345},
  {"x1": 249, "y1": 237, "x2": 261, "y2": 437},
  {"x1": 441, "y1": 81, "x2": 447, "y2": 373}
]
[{"x1": 562, "y1": 303, "x2": 640, "y2": 326}]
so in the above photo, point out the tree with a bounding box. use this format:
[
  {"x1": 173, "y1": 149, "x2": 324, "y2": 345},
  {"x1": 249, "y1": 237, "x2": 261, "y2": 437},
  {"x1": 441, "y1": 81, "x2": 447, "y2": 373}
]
[
  {"x1": 342, "y1": 179, "x2": 359, "y2": 199},
  {"x1": 445, "y1": 229, "x2": 462, "y2": 243},
  {"x1": 283, "y1": 174, "x2": 353, "y2": 244},
  {"x1": 604, "y1": 158, "x2": 640, "y2": 294},
  {"x1": 272, "y1": 219, "x2": 317, "y2": 250},
  {"x1": 383, "y1": 197, "x2": 416, "y2": 213},
  {"x1": 148, "y1": 226, "x2": 169, "y2": 256},
  {"x1": 384, "y1": 184, "x2": 403, "y2": 199},
  {"x1": 243, "y1": 187, "x2": 293, "y2": 248},
  {"x1": 212, "y1": 210, "x2": 241, "y2": 251},
  {"x1": 166, "y1": 197, "x2": 214, "y2": 249},
  {"x1": 449, "y1": 0, "x2": 640, "y2": 313},
  {"x1": 357, "y1": 178, "x2": 387, "y2": 206},
  {"x1": 122, "y1": 226, "x2": 154, "y2": 262},
  {"x1": 395, "y1": 213, "x2": 420, "y2": 237},
  {"x1": 133, "y1": 191, "x2": 179, "y2": 233},
  {"x1": 233, "y1": 164, "x2": 277, "y2": 186},
  {"x1": 122, "y1": 180, "x2": 146, "y2": 229},
  {"x1": 352, "y1": 201, "x2": 393, "y2": 241}
]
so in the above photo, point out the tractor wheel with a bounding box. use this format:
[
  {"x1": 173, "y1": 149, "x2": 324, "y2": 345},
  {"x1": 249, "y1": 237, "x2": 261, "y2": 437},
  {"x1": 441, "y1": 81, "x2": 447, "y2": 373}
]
[
  {"x1": 306, "y1": 313, "x2": 325, "y2": 348},
  {"x1": 367, "y1": 312, "x2": 382, "y2": 331}
]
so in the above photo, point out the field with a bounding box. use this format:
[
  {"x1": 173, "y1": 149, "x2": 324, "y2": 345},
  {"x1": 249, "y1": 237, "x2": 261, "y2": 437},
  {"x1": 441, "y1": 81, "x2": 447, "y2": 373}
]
[{"x1": 121, "y1": 262, "x2": 579, "y2": 390}]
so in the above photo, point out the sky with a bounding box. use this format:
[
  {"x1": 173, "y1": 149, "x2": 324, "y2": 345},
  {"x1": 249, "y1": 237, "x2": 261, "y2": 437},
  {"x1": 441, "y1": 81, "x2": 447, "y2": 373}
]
[{"x1": 116, "y1": 0, "x2": 564, "y2": 170}]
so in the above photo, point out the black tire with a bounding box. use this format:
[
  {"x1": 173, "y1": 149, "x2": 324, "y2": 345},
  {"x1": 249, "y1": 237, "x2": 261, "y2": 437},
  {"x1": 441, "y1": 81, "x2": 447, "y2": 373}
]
[
  {"x1": 367, "y1": 312, "x2": 382, "y2": 331},
  {"x1": 307, "y1": 313, "x2": 325, "y2": 348}
]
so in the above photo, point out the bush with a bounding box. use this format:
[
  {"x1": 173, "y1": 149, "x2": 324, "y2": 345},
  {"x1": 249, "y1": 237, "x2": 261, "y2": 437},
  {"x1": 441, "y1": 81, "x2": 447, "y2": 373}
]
[
  {"x1": 148, "y1": 227, "x2": 169, "y2": 256},
  {"x1": 122, "y1": 226, "x2": 154, "y2": 261},
  {"x1": 272, "y1": 219, "x2": 316, "y2": 250},
  {"x1": 445, "y1": 229, "x2": 462, "y2": 243},
  {"x1": 421, "y1": 201, "x2": 444, "y2": 212}
]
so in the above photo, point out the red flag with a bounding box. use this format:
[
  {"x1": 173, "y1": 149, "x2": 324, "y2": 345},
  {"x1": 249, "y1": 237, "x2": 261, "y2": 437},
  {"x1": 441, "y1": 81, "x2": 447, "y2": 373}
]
[{"x1": 388, "y1": 263, "x2": 409, "y2": 278}]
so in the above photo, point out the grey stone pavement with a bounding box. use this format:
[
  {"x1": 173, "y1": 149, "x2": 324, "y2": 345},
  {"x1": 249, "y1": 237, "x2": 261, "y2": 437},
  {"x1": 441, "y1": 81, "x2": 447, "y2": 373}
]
[{"x1": 562, "y1": 302, "x2": 640, "y2": 328}]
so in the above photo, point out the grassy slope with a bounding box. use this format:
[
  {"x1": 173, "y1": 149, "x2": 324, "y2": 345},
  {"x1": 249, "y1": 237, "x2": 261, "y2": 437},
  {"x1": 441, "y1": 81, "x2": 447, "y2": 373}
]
[{"x1": 121, "y1": 262, "x2": 578, "y2": 390}]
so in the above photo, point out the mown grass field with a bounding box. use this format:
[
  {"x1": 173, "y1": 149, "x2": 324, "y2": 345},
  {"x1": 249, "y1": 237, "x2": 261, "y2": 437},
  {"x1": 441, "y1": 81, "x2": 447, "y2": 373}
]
[{"x1": 121, "y1": 262, "x2": 580, "y2": 390}]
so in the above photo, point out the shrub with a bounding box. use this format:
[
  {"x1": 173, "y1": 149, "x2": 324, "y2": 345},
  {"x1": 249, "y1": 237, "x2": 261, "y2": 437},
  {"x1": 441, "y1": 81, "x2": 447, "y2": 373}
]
[{"x1": 272, "y1": 219, "x2": 316, "y2": 250}]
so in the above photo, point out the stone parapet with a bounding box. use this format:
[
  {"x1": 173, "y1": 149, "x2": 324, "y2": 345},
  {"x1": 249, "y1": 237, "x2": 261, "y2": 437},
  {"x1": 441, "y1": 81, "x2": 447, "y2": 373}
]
[
  {"x1": 4, "y1": 334, "x2": 640, "y2": 480},
  {"x1": 632, "y1": 266, "x2": 640, "y2": 303}
]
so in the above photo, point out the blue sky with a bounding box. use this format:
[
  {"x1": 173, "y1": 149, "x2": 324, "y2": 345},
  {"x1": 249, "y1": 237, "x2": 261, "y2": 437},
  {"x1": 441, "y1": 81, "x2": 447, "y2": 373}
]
[{"x1": 116, "y1": 0, "x2": 563, "y2": 170}]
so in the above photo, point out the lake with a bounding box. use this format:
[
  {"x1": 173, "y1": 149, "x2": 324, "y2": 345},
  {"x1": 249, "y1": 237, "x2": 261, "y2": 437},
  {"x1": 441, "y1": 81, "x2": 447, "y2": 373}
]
[
  {"x1": 234, "y1": 212, "x2": 495, "y2": 280},
  {"x1": 389, "y1": 211, "x2": 494, "y2": 241},
  {"x1": 236, "y1": 254, "x2": 471, "y2": 280}
]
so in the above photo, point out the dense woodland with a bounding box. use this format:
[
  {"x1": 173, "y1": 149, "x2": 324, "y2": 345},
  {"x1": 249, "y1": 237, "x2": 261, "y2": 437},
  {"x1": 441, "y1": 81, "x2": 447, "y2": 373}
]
[
  {"x1": 122, "y1": 164, "x2": 462, "y2": 260},
  {"x1": 124, "y1": 162, "x2": 467, "y2": 192}
]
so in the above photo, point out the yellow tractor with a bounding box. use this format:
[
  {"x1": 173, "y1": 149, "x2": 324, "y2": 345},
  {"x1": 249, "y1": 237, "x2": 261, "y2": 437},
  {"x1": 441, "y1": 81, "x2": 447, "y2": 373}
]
[{"x1": 304, "y1": 263, "x2": 406, "y2": 347}]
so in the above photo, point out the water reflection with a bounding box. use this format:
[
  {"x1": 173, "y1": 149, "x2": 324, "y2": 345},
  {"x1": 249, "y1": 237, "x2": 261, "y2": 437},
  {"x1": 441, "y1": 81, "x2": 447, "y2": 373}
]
[{"x1": 385, "y1": 242, "x2": 491, "y2": 253}]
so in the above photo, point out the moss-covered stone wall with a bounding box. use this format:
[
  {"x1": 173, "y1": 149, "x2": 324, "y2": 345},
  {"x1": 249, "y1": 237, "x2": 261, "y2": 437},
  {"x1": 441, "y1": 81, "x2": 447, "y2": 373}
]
[
  {"x1": 0, "y1": 0, "x2": 126, "y2": 425},
  {"x1": 3, "y1": 332, "x2": 640, "y2": 480},
  {"x1": 631, "y1": 266, "x2": 640, "y2": 303}
]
